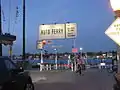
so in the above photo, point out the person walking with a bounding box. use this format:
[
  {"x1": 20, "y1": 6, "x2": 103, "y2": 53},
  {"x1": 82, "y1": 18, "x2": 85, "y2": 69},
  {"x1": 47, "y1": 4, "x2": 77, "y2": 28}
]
[{"x1": 76, "y1": 63, "x2": 82, "y2": 75}]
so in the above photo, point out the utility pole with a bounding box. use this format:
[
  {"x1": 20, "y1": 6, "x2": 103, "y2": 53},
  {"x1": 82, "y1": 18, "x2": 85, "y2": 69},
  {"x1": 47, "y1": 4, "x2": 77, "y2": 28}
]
[
  {"x1": 0, "y1": 0, "x2": 2, "y2": 56},
  {"x1": 23, "y1": 0, "x2": 25, "y2": 60}
]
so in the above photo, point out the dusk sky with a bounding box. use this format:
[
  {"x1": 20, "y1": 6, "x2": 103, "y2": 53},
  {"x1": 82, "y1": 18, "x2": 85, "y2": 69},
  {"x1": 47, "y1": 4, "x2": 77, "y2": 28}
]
[{"x1": 1, "y1": 0, "x2": 117, "y2": 55}]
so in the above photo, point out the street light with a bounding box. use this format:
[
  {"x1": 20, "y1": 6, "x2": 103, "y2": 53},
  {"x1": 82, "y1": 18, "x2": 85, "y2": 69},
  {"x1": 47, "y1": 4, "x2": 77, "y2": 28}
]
[
  {"x1": 54, "y1": 48, "x2": 58, "y2": 70},
  {"x1": 110, "y1": 0, "x2": 120, "y2": 17},
  {"x1": 110, "y1": 0, "x2": 120, "y2": 11},
  {"x1": 110, "y1": 0, "x2": 120, "y2": 72},
  {"x1": 80, "y1": 47, "x2": 83, "y2": 51},
  {"x1": 54, "y1": 48, "x2": 57, "y2": 51},
  {"x1": 80, "y1": 47, "x2": 83, "y2": 59}
]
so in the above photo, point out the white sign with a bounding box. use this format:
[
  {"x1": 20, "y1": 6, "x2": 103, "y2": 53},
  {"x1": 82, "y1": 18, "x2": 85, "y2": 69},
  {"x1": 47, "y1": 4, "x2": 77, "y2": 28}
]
[
  {"x1": 66, "y1": 23, "x2": 77, "y2": 38},
  {"x1": 100, "y1": 63, "x2": 106, "y2": 66},
  {"x1": 105, "y1": 17, "x2": 120, "y2": 46},
  {"x1": 39, "y1": 24, "x2": 65, "y2": 40},
  {"x1": 39, "y1": 23, "x2": 77, "y2": 40},
  {"x1": 36, "y1": 41, "x2": 43, "y2": 49}
]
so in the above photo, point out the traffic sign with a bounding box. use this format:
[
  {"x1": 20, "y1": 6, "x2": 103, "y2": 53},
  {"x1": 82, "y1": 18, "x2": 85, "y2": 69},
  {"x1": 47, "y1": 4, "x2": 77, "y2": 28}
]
[
  {"x1": 72, "y1": 48, "x2": 78, "y2": 53},
  {"x1": 105, "y1": 17, "x2": 120, "y2": 46},
  {"x1": 36, "y1": 41, "x2": 43, "y2": 50}
]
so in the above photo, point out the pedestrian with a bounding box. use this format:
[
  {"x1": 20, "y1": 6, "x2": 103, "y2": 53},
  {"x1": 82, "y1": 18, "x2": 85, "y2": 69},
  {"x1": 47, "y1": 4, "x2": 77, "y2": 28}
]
[{"x1": 76, "y1": 64, "x2": 82, "y2": 75}]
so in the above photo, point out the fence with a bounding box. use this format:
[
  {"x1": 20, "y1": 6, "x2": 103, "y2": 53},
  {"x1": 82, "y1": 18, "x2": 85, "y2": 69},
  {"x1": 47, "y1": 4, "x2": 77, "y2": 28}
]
[{"x1": 13, "y1": 59, "x2": 113, "y2": 71}]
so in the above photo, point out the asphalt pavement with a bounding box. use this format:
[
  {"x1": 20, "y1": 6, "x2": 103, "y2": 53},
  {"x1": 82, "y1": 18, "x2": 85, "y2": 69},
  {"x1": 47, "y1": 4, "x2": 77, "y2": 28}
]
[
  {"x1": 31, "y1": 69, "x2": 115, "y2": 90},
  {"x1": 75, "y1": 69, "x2": 115, "y2": 90},
  {"x1": 29, "y1": 70, "x2": 64, "y2": 83}
]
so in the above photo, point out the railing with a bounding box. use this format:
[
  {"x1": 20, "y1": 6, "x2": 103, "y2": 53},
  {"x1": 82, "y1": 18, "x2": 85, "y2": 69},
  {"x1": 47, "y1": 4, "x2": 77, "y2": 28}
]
[{"x1": 12, "y1": 59, "x2": 113, "y2": 71}]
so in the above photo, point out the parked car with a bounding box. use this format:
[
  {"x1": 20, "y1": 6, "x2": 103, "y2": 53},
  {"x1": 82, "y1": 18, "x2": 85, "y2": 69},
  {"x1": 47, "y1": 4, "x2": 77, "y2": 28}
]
[{"x1": 0, "y1": 56, "x2": 34, "y2": 90}]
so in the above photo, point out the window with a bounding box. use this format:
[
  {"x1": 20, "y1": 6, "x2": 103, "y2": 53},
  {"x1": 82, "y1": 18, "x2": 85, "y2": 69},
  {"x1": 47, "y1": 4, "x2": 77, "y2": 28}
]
[{"x1": 4, "y1": 59, "x2": 16, "y2": 70}]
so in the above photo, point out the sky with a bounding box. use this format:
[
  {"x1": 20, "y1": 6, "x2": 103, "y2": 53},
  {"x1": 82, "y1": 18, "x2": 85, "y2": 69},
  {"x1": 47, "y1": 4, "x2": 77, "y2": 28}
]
[{"x1": 1, "y1": 0, "x2": 117, "y2": 55}]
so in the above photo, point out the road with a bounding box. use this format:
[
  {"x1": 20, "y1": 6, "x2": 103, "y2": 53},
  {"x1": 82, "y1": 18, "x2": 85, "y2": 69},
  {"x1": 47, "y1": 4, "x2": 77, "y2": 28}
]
[{"x1": 32, "y1": 69, "x2": 115, "y2": 90}]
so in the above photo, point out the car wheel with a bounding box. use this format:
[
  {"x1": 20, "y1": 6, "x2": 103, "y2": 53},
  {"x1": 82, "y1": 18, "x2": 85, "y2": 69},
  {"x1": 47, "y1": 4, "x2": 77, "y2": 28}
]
[{"x1": 25, "y1": 83, "x2": 34, "y2": 90}]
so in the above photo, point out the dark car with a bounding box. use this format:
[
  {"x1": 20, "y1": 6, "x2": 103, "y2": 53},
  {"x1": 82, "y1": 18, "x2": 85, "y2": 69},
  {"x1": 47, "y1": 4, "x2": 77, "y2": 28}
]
[{"x1": 0, "y1": 56, "x2": 34, "y2": 90}]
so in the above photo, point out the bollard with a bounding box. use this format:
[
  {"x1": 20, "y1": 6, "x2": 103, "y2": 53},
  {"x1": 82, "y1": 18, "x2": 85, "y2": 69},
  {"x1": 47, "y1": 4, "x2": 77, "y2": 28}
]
[
  {"x1": 74, "y1": 63, "x2": 77, "y2": 71},
  {"x1": 67, "y1": 64, "x2": 69, "y2": 69},
  {"x1": 71, "y1": 63, "x2": 74, "y2": 71},
  {"x1": 43, "y1": 64, "x2": 45, "y2": 70},
  {"x1": 37, "y1": 63, "x2": 42, "y2": 72},
  {"x1": 49, "y1": 64, "x2": 51, "y2": 70},
  {"x1": 46, "y1": 64, "x2": 49, "y2": 70},
  {"x1": 40, "y1": 64, "x2": 43, "y2": 71},
  {"x1": 55, "y1": 64, "x2": 57, "y2": 70}
]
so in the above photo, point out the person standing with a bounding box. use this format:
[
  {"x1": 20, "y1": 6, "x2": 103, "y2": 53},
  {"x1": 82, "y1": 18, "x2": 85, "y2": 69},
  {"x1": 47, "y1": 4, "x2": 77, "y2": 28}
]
[{"x1": 76, "y1": 56, "x2": 83, "y2": 75}]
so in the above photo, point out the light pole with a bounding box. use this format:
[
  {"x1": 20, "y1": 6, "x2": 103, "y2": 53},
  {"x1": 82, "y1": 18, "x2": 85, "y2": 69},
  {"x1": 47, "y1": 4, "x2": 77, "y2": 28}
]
[
  {"x1": 40, "y1": 49, "x2": 43, "y2": 71},
  {"x1": 80, "y1": 47, "x2": 83, "y2": 59},
  {"x1": 110, "y1": 0, "x2": 120, "y2": 72},
  {"x1": 54, "y1": 48, "x2": 58, "y2": 70},
  {"x1": 110, "y1": 0, "x2": 120, "y2": 17},
  {"x1": 37, "y1": 40, "x2": 45, "y2": 71}
]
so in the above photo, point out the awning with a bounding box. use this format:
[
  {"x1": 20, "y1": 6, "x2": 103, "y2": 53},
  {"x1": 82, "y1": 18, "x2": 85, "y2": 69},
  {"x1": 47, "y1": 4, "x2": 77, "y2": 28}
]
[{"x1": 0, "y1": 34, "x2": 16, "y2": 45}]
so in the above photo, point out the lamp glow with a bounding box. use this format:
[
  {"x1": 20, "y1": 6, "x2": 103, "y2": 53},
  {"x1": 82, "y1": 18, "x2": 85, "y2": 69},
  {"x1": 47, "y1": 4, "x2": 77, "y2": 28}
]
[
  {"x1": 80, "y1": 47, "x2": 83, "y2": 51},
  {"x1": 110, "y1": 0, "x2": 120, "y2": 11},
  {"x1": 54, "y1": 48, "x2": 57, "y2": 51}
]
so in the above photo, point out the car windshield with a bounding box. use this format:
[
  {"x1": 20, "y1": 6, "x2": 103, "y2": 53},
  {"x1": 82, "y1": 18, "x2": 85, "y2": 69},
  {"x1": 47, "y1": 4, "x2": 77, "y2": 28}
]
[{"x1": 4, "y1": 58, "x2": 17, "y2": 70}]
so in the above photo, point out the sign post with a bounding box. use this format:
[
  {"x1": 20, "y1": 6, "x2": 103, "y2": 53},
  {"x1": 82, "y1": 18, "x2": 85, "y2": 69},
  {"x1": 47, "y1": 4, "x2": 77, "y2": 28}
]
[
  {"x1": 36, "y1": 40, "x2": 44, "y2": 71},
  {"x1": 72, "y1": 47, "x2": 78, "y2": 71}
]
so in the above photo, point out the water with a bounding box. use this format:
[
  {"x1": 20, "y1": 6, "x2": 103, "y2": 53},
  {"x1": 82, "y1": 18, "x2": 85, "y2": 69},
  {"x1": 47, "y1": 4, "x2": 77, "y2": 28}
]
[{"x1": 28, "y1": 59, "x2": 112, "y2": 65}]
